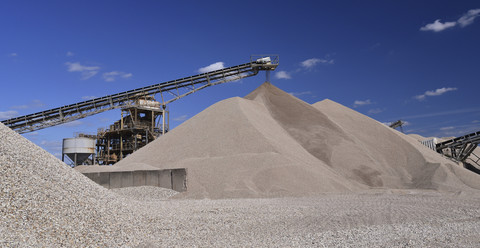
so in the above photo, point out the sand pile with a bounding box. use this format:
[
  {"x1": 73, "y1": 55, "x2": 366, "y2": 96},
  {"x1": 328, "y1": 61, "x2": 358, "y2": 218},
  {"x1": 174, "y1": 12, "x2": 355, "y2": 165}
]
[{"x1": 115, "y1": 82, "x2": 480, "y2": 198}]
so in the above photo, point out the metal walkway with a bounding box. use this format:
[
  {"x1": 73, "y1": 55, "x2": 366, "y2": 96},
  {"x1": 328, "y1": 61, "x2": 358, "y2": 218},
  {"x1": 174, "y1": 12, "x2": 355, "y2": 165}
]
[
  {"x1": 436, "y1": 131, "x2": 480, "y2": 162},
  {"x1": 2, "y1": 56, "x2": 278, "y2": 133}
]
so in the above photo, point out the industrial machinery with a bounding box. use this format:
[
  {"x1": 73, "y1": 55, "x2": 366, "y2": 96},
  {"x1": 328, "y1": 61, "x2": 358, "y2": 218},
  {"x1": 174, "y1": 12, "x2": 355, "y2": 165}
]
[
  {"x1": 435, "y1": 131, "x2": 480, "y2": 163},
  {"x1": 389, "y1": 120, "x2": 405, "y2": 133},
  {"x1": 2, "y1": 55, "x2": 278, "y2": 133},
  {"x1": 419, "y1": 130, "x2": 480, "y2": 173},
  {"x1": 95, "y1": 95, "x2": 167, "y2": 164},
  {"x1": 2, "y1": 55, "x2": 279, "y2": 164},
  {"x1": 62, "y1": 136, "x2": 96, "y2": 166}
]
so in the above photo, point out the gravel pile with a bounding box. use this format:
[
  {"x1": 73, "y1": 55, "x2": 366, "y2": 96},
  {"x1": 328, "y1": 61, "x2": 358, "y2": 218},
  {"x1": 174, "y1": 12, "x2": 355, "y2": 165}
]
[
  {"x1": 2, "y1": 82, "x2": 480, "y2": 246},
  {"x1": 111, "y1": 186, "x2": 178, "y2": 201},
  {"x1": 116, "y1": 82, "x2": 480, "y2": 198},
  {"x1": 0, "y1": 122, "x2": 149, "y2": 246},
  {"x1": 2, "y1": 123, "x2": 480, "y2": 247}
]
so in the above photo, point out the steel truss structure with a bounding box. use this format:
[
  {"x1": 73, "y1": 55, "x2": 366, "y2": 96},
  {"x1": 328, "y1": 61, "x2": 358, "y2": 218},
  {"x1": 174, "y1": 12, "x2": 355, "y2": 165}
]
[
  {"x1": 436, "y1": 131, "x2": 480, "y2": 162},
  {"x1": 2, "y1": 55, "x2": 279, "y2": 134},
  {"x1": 389, "y1": 120, "x2": 405, "y2": 133},
  {"x1": 95, "y1": 98, "x2": 167, "y2": 164}
]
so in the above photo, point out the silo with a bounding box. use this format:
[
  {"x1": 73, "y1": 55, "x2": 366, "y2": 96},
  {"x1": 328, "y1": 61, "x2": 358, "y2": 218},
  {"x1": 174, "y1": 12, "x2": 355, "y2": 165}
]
[{"x1": 62, "y1": 137, "x2": 96, "y2": 166}]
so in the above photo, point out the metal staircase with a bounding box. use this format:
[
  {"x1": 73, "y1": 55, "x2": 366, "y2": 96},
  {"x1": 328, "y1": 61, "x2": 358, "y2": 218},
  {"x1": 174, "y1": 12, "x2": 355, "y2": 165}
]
[{"x1": 2, "y1": 56, "x2": 278, "y2": 134}]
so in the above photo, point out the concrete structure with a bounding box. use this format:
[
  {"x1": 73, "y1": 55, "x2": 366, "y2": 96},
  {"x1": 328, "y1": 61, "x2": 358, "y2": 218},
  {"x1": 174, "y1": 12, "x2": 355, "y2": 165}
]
[
  {"x1": 82, "y1": 168, "x2": 187, "y2": 192},
  {"x1": 62, "y1": 137, "x2": 96, "y2": 166}
]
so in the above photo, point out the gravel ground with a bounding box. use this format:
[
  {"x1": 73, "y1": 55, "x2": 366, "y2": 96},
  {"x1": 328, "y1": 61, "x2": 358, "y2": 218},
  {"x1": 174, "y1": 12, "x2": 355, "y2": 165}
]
[
  {"x1": 2, "y1": 114, "x2": 480, "y2": 246},
  {"x1": 111, "y1": 186, "x2": 178, "y2": 201},
  {"x1": 118, "y1": 191, "x2": 480, "y2": 247}
]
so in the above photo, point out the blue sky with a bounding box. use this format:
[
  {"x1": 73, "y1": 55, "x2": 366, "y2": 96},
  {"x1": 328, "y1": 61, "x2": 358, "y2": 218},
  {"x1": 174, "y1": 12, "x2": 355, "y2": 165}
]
[{"x1": 1, "y1": 1, "x2": 479, "y2": 158}]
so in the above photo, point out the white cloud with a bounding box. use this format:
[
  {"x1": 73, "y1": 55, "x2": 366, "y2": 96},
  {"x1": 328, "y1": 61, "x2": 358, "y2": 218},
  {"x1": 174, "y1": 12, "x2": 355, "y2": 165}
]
[
  {"x1": 289, "y1": 91, "x2": 313, "y2": 97},
  {"x1": 421, "y1": 9, "x2": 480, "y2": 32},
  {"x1": 353, "y1": 99, "x2": 373, "y2": 108},
  {"x1": 368, "y1": 108, "x2": 384, "y2": 114},
  {"x1": 275, "y1": 71, "x2": 291, "y2": 79},
  {"x1": 425, "y1": 87, "x2": 457, "y2": 96},
  {"x1": 103, "y1": 71, "x2": 120, "y2": 82},
  {"x1": 301, "y1": 58, "x2": 334, "y2": 69},
  {"x1": 473, "y1": 120, "x2": 480, "y2": 123},
  {"x1": 457, "y1": 9, "x2": 480, "y2": 27},
  {"x1": 173, "y1": 115, "x2": 188, "y2": 122},
  {"x1": 400, "y1": 107, "x2": 480, "y2": 120},
  {"x1": 60, "y1": 120, "x2": 83, "y2": 127},
  {"x1": 420, "y1": 19, "x2": 456, "y2": 32},
  {"x1": 198, "y1": 62, "x2": 225, "y2": 73},
  {"x1": 415, "y1": 87, "x2": 457, "y2": 101},
  {"x1": 66, "y1": 62, "x2": 100, "y2": 80},
  {"x1": 12, "y1": 100, "x2": 45, "y2": 110},
  {"x1": 102, "y1": 71, "x2": 133, "y2": 82},
  {"x1": 40, "y1": 140, "x2": 62, "y2": 152},
  {"x1": 276, "y1": 56, "x2": 334, "y2": 79},
  {"x1": 0, "y1": 110, "x2": 19, "y2": 120},
  {"x1": 81, "y1": 96, "x2": 97, "y2": 100},
  {"x1": 414, "y1": 95, "x2": 427, "y2": 101},
  {"x1": 66, "y1": 62, "x2": 99, "y2": 72},
  {"x1": 66, "y1": 51, "x2": 74, "y2": 57},
  {"x1": 440, "y1": 126, "x2": 455, "y2": 131},
  {"x1": 8, "y1": 53, "x2": 17, "y2": 57},
  {"x1": 369, "y1": 43, "x2": 381, "y2": 50}
]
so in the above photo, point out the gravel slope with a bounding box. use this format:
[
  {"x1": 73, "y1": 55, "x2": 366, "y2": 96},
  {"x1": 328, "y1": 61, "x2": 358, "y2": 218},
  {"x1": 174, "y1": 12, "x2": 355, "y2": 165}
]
[
  {"x1": 2, "y1": 82, "x2": 480, "y2": 246},
  {"x1": 0, "y1": 122, "x2": 150, "y2": 246},
  {"x1": 116, "y1": 82, "x2": 480, "y2": 198},
  {"x1": 2, "y1": 120, "x2": 480, "y2": 247}
]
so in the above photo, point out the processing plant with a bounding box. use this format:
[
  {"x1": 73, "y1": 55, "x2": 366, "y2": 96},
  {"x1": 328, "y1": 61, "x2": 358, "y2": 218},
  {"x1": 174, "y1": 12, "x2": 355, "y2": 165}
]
[{"x1": 2, "y1": 56, "x2": 279, "y2": 166}]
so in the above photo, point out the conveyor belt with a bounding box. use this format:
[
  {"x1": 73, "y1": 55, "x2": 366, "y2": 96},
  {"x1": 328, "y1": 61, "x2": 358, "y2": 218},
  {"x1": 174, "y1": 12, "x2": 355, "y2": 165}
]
[
  {"x1": 436, "y1": 131, "x2": 480, "y2": 162},
  {"x1": 2, "y1": 56, "x2": 278, "y2": 133}
]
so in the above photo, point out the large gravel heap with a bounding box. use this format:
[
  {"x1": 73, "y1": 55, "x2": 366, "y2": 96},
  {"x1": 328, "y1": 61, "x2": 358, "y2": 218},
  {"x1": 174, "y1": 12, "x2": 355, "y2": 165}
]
[
  {"x1": 2, "y1": 82, "x2": 480, "y2": 247},
  {"x1": 0, "y1": 122, "x2": 148, "y2": 246},
  {"x1": 116, "y1": 82, "x2": 480, "y2": 198}
]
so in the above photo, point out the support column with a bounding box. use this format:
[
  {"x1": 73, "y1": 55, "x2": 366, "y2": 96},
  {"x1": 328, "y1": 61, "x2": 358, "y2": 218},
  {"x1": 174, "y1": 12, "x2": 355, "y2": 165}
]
[
  {"x1": 134, "y1": 133, "x2": 137, "y2": 150},
  {"x1": 162, "y1": 105, "x2": 166, "y2": 135},
  {"x1": 120, "y1": 134, "x2": 123, "y2": 160},
  {"x1": 121, "y1": 110, "x2": 124, "y2": 130},
  {"x1": 107, "y1": 138, "x2": 110, "y2": 164}
]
